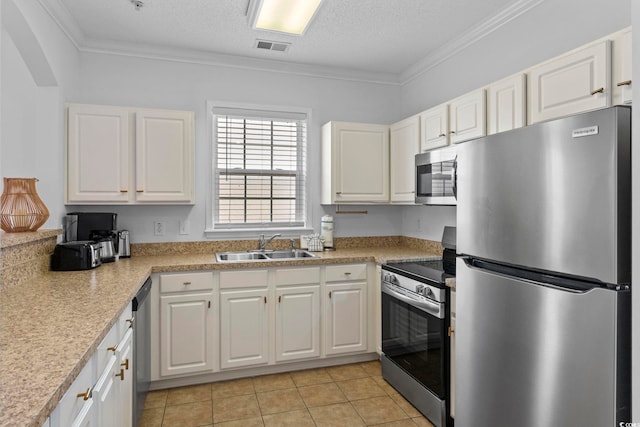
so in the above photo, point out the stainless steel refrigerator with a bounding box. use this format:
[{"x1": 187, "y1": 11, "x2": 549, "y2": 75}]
[{"x1": 456, "y1": 106, "x2": 631, "y2": 427}]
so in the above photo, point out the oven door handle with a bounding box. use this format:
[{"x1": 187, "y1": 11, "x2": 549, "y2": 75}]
[{"x1": 382, "y1": 282, "x2": 444, "y2": 319}]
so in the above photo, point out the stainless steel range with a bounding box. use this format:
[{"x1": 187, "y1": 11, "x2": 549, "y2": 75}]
[{"x1": 381, "y1": 226, "x2": 455, "y2": 427}]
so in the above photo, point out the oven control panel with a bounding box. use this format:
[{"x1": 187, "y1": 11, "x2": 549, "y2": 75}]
[{"x1": 381, "y1": 271, "x2": 445, "y2": 303}]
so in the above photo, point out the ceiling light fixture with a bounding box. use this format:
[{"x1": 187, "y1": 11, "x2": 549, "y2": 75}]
[{"x1": 247, "y1": 0, "x2": 323, "y2": 35}]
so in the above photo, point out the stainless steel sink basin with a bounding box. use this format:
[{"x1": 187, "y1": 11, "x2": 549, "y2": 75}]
[
  {"x1": 216, "y1": 249, "x2": 316, "y2": 262},
  {"x1": 216, "y1": 252, "x2": 269, "y2": 262},
  {"x1": 265, "y1": 250, "x2": 317, "y2": 259}
]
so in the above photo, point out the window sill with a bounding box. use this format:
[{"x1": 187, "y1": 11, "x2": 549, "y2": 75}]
[{"x1": 204, "y1": 227, "x2": 315, "y2": 240}]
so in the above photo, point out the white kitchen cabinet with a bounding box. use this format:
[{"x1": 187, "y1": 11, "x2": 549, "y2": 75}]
[
  {"x1": 92, "y1": 354, "x2": 119, "y2": 427},
  {"x1": 487, "y1": 74, "x2": 526, "y2": 135},
  {"x1": 612, "y1": 28, "x2": 632, "y2": 105},
  {"x1": 275, "y1": 285, "x2": 321, "y2": 362},
  {"x1": 528, "y1": 40, "x2": 611, "y2": 124},
  {"x1": 50, "y1": 356, "x2": 96, "y2": 427},
  {"x1": 390, "y1": 115, "x2": 420, "y2": 203},
  {"x1": 160, "y1": 291, "x2": 214, "y2": 376},
  {"x1": 115, "y1": 328, "x2": 134, "y2": 427},
  {"x1": 450, "y1": 289, "x2": 456, "y2": 419},
  {"x1": 449, "y1": 89, "x2": 486, "y2": 144},
  {"x1": 324, "y1": 264, "x2": 368, "y2": 355},
  {"x1": 321, "y1": 121, "x2": 390, "y2": 204},
  {"x1": 66, "y1": 104, "x2": 195, "y2": 204},
  {"x1": 419, "y1": 104, "x2": 449, "y2": 152},
  {"x1": 220, "y1": 288, "x2": 270, "y2": 369}
]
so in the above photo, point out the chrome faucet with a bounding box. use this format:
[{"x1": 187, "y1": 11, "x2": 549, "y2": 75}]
[{"x1": 258, "y1": 233, "x2": 281, "y2": 251}]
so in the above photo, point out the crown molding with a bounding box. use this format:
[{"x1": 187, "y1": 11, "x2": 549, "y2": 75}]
[
  {"x1": 36, "y1": 0, "x2": 544, "y2": 88},
  {"x1": 399, "y1": 0, "x2": 545, "y2": 85}
]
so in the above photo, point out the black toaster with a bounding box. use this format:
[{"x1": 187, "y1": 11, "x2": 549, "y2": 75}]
[{"x1": 50, "y1": 241, "x2": 102, "y2": 271}]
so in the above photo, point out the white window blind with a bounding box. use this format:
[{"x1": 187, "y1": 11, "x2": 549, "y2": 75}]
[{"x1": 213, "y1": 108, "x2": 307, "y2": 230}]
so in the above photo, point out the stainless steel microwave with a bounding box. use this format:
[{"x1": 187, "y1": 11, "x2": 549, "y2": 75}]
[{"x1": 415, "y1": 146, "x2": 457, "y2": 205}]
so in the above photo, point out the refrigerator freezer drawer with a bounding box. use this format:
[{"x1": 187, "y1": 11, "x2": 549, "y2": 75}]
[{"x1": 455, "y1": 257, "x2": 630, "y2": 427}]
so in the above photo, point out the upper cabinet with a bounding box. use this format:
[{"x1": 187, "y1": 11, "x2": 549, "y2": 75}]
[
  {"x1": 612, "y1": 28, "x2": 632, "y2": 105},
  {"x1": 390, "y1": 115, "x2": 420, "y2": 203},
  {"x1": 66, "y1": 104, "x2": 195, "y2": 205},
  {"x1": 487, "y1": 74, "x2": 526, "y2": 135},
  {"x1": 528, "y1": 40, "x2": 611, "y2": 124},
  {"x1": 420, "y1": 104, "x2": 449, "y2": 152},
  {"x1": 449, "y1": 89, "x2": 486, "y2": 144},
  {"x1": 321, "y1": 121, "x2": 390, "y2": 204}
]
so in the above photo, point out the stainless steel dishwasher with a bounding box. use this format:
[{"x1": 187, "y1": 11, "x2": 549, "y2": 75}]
[{"x1": 132, "y1": 277, "x2": 152, "y2": 427}]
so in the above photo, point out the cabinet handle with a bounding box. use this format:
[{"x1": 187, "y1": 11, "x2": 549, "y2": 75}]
[
  {"x1": 76, "y1": 388, "x2": 92, "y2": 401},
  {"x1": 450, "y1": 130, "x2": 456, "y2": 134},
  {"x1": 329, "y1": 291, "x2": 332, "y2": 299},
  {"x1": 120, "y1": 190, "x2": 128, "y2": 193},
  {"x1": 183, "y1": 281, "x2": 192, "y2": 286},
  {"x1": 121, "y1": 358, "x2": 129, "y2": 370},
  {"x1": 448, "y1": 326, "x2": 455, "y2": 337},
  {"x1": 617, "y1": 80, "x2": 632, "y2": 87},
  {"x1": 278, "y1": 295, "x2": 282, "y2": 303},
  {"x1": 336, "y1": 192, "x2": 342, "y2": 195},
  {"x1": 264, "y1": 296, "x2": 267, "y2": 304},
  {"x1": 107, "y1": 345, "x2": 118, "y2": 353},
  {"x1": 136, "y1": 190, "x2": 144, "y2": 193},
  {"x1": 438, "y1": 133, "x2": 446, "y2": 137},
  {"x1": 344, "y1": 272, "x2": 351, "y2": 276},
  {"x1": 126, "y1": 318, "x2": 134, "y2": 326},
  {"x1": 115, "y1": 368, "x2": 124, "y2": 381},
  {"x1": 208, "y1": 301, "x2": 211, "y2": 309},
  {"x1": 591, "y1": 87, "x2": 605, "y2": 95}
]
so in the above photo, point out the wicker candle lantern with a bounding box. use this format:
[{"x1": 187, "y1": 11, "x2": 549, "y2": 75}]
[{"x1": 0, "y1": 178, "x2": 50, "y2": 232}]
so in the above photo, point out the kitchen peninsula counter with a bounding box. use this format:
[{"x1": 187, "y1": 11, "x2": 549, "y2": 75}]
[{"x1": 0, "y1": 240, "x2": 439, "y2": 427}]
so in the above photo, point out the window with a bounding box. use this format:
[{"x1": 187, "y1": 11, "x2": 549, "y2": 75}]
[{"x1": 211, "y1": 105, "x2": 308, "y2": 231}]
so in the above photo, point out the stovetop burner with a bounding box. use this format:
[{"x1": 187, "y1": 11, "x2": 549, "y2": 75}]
[{"x1": 383, "y1": 259, "x2": 454, "y2": 287}]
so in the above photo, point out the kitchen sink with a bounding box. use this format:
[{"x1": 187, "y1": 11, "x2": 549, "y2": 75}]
[
  {"x1": 216, "y1": 250, "x2": 316, "y2": 262},
  {"x1": 216, "y1": 252, "x2": 269, "y2": 262},
  {"x1": 265, "y1": 250, "x2": 317, "y2": 259}
]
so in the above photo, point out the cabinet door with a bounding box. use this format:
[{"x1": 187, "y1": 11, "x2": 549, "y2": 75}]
[
  {"x1": 420, "y1": 104, "x2": 449, "y2": 152},
  {"x1": 93, "y1": 355, "x2": 119, "y2": 427},
  {"x1": 613, "y1": 29, "x2": 632, "y2": 105},
  {"x1": 275, "y1": 285, "x2": 321, "y2": 362},
  {"x1": 528, "y1": 40, "x2": 611, "y2": 124},
  {"x1": 450, "y1": 290, "x2": 456, "y2": 419},
  {"x1": 487, "y1": 74, "x2": 526, "y2": 135},
  {"x1": 115, "y1": 328, "x2": 134, "y2": 427},
  {"x1": 325, "y1": 282, "x2": 367, "y2": 355},
  {"x1": 330, "y1": 122, "x2": 390, "y2": 203},
  {"x1": 53, "y1": 358, "x2": 95, "y2": 427},
  {"x1": 390, "y1": 116, "x2": 420, "y2": 203},
  {"x1": 135, "y1": 109, "x2": 195, "y2": 203},
  {"x1": 450, "y1": 89, "x2": 486, "y2": 144},
  {"x1": 220, "y1": 288, "x2": 269, "y2": 369},
  {"x1": 66, "y1": 104, "x2": 130, "y2": 203},
  {"x1": 160, "y1": 292, "x2": 214, "y2": 376}
]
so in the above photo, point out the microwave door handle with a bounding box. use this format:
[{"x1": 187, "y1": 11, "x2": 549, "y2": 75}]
[{"x1": 452, "y1": 155, "x2": 458, "y2": 199}]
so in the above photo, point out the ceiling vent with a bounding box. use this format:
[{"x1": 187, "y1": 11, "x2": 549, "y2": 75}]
[{"x1": 255, "y1": 40, "x2": 290, "y2": 52}]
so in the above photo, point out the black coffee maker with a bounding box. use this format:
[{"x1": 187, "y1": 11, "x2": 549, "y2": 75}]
[{"x1": 65, "y1": 212, "x2": 118, "y2": 262}]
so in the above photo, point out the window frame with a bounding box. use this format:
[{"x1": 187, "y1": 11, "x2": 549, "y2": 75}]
[{"x1": 205, "y1": 101, "x2": 313, "y2": 239}]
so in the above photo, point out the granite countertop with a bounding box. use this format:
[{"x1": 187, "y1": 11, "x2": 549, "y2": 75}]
[{"x1": 0, "y1": 245, "x2": 438, "y2": 427}]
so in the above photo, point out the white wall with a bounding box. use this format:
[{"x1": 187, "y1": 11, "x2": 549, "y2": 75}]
[
  {"x1": 0, "y1": 0, "x2": 80, "y2": 231},
  {"x1": 73, "y1": 52, "x2": 402, "y2": 242}
]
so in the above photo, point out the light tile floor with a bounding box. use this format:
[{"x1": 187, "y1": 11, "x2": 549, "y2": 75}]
[{"x1": 139, "y1": 360, "x2": 437, "y2": 427}]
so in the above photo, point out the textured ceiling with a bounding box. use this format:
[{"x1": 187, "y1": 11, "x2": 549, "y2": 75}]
[{"x1": 48, "y1": 0, "x2": 522, "y2": 81}]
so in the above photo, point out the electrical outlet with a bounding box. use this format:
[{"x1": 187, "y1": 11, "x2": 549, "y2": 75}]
[
  {"x1": 154, "y1": 220, "x2": 165, "y2": 236},
  {"x1": 179, "y1": 220, "x2": 190, "y2": 235}
]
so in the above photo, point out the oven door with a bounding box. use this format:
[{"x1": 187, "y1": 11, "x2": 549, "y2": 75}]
[
  {"x1": 415, "y1": 147, "x2": 457, "y2": 205},
  {"x1": 381, "y1": 282, "x2": 447, "y2": 399}
]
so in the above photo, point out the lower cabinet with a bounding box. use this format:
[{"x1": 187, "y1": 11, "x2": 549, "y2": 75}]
[
  {"x1": 51, "y1": 306, "x2": 134, "y2": 427},
  {"x1": 159, "y1": 272, "x2": 215, "y2": 377},
  {"x1": 275, "y1": 285, "x2": 321, "y2": 362},
  {"x1": 219, "y1": 288, "x2": 269, "y2": 369}
]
